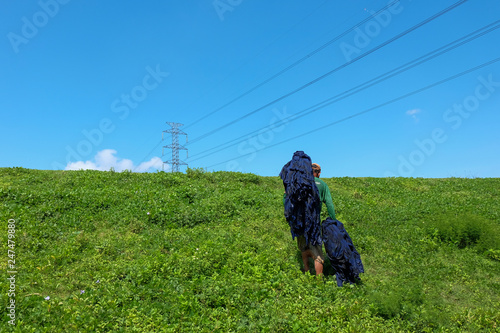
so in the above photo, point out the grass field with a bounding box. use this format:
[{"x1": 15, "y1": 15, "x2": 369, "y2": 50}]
[{"x1": 1, "y1": 167, "x2": 499, "y2": 332}]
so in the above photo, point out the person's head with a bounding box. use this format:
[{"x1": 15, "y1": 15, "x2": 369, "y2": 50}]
[{"x1": 312, "y1": 163, "x2": 321, "y2": 178}]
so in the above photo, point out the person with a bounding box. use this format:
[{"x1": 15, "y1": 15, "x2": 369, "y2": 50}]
[
  {"x1": 311, "y1": 163, "x2": 336, "y2": 220},
  {"x1": 296, "y1": 163, "x2": 336, "y2": 276}
]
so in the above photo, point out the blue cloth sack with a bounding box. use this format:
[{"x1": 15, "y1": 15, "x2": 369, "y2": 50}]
[
  {"x1": 322, "y1": 217, "x2": 364, "y2": 286},
  {"x1": 279, "y1": 151, "x2": 322, "y2": 246}
]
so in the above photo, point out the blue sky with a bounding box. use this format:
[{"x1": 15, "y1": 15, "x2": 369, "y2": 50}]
[{"x1": 1, "y1": 0, "x2": 499, "y2": 178}]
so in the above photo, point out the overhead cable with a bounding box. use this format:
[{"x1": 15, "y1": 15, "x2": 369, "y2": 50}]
[
  {"x1": 188, "y1": 16, "x2": 498, "y2": 163},
  {"x1": 183, "y1": 0, "x2": 401, "y2": 130},
  {"x1": 205, "y1": 56, "x2": 500, "y2": 169},
  {"x1": 187, "y1": 0, "x2": 468, "y2": 145}
]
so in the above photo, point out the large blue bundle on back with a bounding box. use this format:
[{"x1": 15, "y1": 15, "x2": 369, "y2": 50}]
[
  {"x1": 279, "y1": 151, "x2": 322, "y2": 246},
  {"x1": 322, "y1": 217, "x2": 364, "y2": 286}
]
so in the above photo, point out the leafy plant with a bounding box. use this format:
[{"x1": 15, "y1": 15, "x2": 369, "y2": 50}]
[
  {"x1": 0, "y1": 168, "x2": 499, "y2": 332},
  {"x1": 427, "y1": 213, "x2": 500, "y2": 256}
]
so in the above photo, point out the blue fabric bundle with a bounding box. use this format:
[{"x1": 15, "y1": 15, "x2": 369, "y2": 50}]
[
  {"x1": 322, "y1": 217, "x2": 364, "y2": 286},
  {"x1": 279, "y1": 151, "x2": 322, "y2": 246}
]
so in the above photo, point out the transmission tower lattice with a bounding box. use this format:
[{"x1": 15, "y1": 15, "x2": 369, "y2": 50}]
[{"x1": 162, "y1": 122, "x2": 188, "y2": 172}]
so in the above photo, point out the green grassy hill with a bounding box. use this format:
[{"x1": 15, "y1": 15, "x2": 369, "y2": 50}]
[{"x1": 1, "y1": 167, "x2": 499, "y2": 332}]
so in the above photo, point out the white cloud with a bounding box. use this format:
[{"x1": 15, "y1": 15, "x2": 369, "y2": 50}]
[
  {"x1": 406, "y1": 108, "x2": 421, "y2": 122},
  {"x1": 65, "y1": 149, "x2": 168, "y2": 172},
  {"x1": 135, "y1": 156, "x2": 164, "y2": 172}
]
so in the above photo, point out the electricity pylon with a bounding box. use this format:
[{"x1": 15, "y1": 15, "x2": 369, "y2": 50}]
[{"x1": 162, "y1": 122, "x2": 188, "y2": 172}]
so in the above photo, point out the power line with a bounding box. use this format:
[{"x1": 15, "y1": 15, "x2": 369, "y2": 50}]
[
  {"x1": 183, "y1": 0, "x2": 401, "y2": 131},
  {"x1": 205, "y1": 56, "x2": 500, "y2": 169},
  {"x1": 186, "y1": 20, "x2": 500, "y2": 163},
  {"x1": 132, "y1": 0, "x2": 400, "y2": 166},
  {"x1": 130, "y1": 1, "x2": 331, "y2": 166},
  {"x1": 188, "y1": 0, "x2": 468, "y2": 145},
  {"x1": 134, "y1": 0, "x2": 468, "y2": 168}
]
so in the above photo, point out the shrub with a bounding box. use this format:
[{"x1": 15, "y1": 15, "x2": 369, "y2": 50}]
[{"x1": 428, "y1": 213, "x2": 500, "y2": 257}]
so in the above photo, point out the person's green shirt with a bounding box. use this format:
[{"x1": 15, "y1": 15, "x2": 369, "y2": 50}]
[
  {"x1": 314, "y1": 177, "x2": 336, "y2": 219},
  {"x1": 282, "y1": 177, "x2": 336, "y2": 220}
]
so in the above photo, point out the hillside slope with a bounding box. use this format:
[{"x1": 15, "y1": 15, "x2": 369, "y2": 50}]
[{"x1": 1, "y1": 168, "x2": 499, "y2": 332}]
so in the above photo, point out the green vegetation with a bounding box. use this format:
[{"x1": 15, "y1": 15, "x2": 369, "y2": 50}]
[{"x1": 1, "y1": 167, "x2": 499, "y2": 332}]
